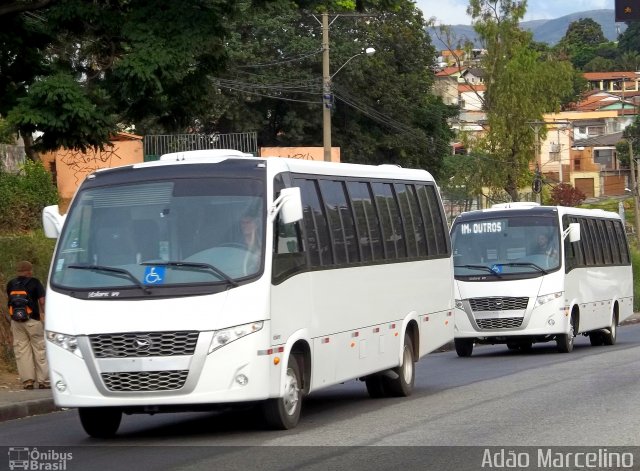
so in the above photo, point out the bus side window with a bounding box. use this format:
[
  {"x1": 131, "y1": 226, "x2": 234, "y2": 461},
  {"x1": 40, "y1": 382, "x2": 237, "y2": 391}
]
[{"x1": 273, "y1": 174, "x2": 307, "y2": 283}]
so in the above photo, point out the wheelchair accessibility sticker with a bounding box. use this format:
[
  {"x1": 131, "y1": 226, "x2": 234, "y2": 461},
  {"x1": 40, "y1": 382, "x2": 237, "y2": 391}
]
[{"x1": 144, "y1": 266, "x2": 166, "y2": 285}]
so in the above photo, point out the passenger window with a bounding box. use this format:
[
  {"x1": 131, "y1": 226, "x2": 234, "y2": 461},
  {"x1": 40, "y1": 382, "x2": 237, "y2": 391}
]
[
  {"x1": 294, "y1": 178, "x2": 333, "y2": 267},
  {"x1": 347, "y1": 181, "x2": 383, "y2": 262},
  {"x1": 371, "y1": 182, "x2": 406, "y2": 259},
  {"x1": 319, "y1": 180, "x2": 359, "y2": 264}
]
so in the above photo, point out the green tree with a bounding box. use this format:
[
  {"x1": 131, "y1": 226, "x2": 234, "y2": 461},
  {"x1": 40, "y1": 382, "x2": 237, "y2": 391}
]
[
  {"x1": 1, "y1": 0, "x2": 454, "y2": 175},
  {"x1": 205, "y1": 0, "x2": 456, "y2": 173},
  {"x1": 0, "y1": 160, "x2": 59, "y2": 231},
  {"x1": 554, "y1": 18, "x2": 607, "y2": 70},
  {"x1": 618, "y1": 22, "x2": 640, "y2": 55},
  {"x1": 582, "y1": 56, "x2": 616, "y2": 72},
  {"x1": 1, "y1": 0, "x2": 239, "y2": 159},
  {"x1": 617, "y1": 116, "x2": 640, "y2": 169},
  {"x1": 465, "y1": 0, "x2": 575, "y2": 201},
  {"x1": 618, "y1": 51, "x2": 640, "y2": 73}
]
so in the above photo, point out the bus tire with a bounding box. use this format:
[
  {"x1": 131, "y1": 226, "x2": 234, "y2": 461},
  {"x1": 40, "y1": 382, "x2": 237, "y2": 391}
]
[
  {"x1": 263, "y1": 355, "x2": 302, "y2": 430},
  {"x1": 365, "y1": 375, "x2": 387, "y2": 398},
  {"x1": 383, "y1": 334, "x2": 415, "y2": 397},
  {"x1": 78, "y1": 407, "x2": 122, "y2": 438},
  {"x1": 602, "y1": 312, "x2": 618, "y2": 346},
  {"x1": 589, "y1": 332, "x2": 604, "y2": 346},
  {"x1": 556, "y1": 313, "x2": 576, "y2": 353},
  {"x1": 455, "y1": 338, "x2": 474, "y2": 357}
]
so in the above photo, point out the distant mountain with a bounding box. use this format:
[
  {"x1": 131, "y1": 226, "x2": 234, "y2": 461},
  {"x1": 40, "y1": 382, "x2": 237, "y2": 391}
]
[{"x1": 429, "y1": 9, "x2": 627, "y2": 49}]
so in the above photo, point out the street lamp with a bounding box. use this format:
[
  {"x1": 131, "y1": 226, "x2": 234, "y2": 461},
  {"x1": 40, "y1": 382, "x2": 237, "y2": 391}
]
[{"x1": 322, "y1": 13, "x2": 375, "y2": 162}]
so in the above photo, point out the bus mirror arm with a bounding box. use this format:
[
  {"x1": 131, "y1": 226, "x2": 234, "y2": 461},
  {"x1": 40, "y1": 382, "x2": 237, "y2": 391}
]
[
  {"x1": 42, "y1": 205, "x2": 66, "y2": 239},
  {"x1": 270, "y1": 187, "x2": 303, "y2": 224},
  {"x1": 562, "y1": 222, "x2": 581, "y2": 243}
]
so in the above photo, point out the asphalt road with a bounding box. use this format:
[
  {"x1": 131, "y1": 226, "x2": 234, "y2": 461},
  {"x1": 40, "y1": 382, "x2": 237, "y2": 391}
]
[{"x1": 1, "y1": 324, "x2": 639, "y2": 470}]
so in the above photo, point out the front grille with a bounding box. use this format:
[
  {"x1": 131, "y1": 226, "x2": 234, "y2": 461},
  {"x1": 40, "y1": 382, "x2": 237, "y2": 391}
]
[
  {"x1": 90, "y1": 331, "x2": 199, "y2": 358},
  {"x1": 476, "y1": 317, "x2": 524, "y2": 329},
  {"x1": 101, "y1": 370, "x2": 189, "y2": 391},
  {"x1": 469, "y1": 297, "x2": 528, "y2": 311}
]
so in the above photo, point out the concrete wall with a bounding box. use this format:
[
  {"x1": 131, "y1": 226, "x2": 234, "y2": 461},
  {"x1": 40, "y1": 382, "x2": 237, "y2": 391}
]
[
  {"x1": 260, "y1": 147, "x2": 340, "y2": 163},
  {"x1": 41, "y1": 133, "x2": 143, "y2": 201}
]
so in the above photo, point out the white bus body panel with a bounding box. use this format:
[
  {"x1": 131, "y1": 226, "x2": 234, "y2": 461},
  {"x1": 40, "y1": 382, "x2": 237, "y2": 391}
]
[
  {"x1": 46, "y1": 278, "x2": 285, "y2": 408},
  {"x1": 271, "y1": 258, "x2": 454, "y2": 392},
  {"x1": 45, "y1": 153, "x2": 456, "y2": 411},
  {"x1": 453, "y1": 205, "x2": 633, "y2": 343}
]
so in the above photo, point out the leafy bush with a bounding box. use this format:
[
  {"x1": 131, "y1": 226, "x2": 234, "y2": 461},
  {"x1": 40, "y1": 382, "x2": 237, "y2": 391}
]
[
  {"x1": 0, "y1": 160, "x2": 59, "y2": 231},
  {"x1": 550, "y1": 183, "x2": 585, "y2": 207}
]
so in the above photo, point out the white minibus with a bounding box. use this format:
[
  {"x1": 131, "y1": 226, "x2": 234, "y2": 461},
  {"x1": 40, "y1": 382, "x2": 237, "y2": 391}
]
[
  {"x1": 42, "y1": 150, "x2": 455, "y2": 436},
  {"x1": 450, "y1": 203, "x2": 633, "y2": 356}
]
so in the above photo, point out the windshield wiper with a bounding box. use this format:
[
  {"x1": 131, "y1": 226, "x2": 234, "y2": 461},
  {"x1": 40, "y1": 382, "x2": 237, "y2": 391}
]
[
  {"x1": 454, "y1": 264, "x2": 503, "y2": 278},
  {"x1": 497, "y1": 262, "x2": 548, "y2": 275},
  {"x1": 68, "y1": 264, "x2": 151, "y2": 293},
  {"x1": 140, "y1": 261, "x2": 239, "y2": 288}
]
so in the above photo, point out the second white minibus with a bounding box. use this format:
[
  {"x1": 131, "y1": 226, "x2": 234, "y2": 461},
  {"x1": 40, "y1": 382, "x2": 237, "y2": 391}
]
[
  {"x1": 42, "y1": 150, "x2": 455, "y2": 436},
  {"x1": 450, "y1": 203, "x2": 633, "y2": 356}
]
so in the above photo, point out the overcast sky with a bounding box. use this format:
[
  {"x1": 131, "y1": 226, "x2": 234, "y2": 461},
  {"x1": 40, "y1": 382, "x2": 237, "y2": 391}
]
[{"x1": 415, "y1": 0, "x2": 613, "y2": 25}]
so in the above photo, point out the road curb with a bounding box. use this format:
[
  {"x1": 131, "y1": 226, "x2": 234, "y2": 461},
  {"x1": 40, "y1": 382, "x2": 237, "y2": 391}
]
[{"x1": 0, "y1": 398, "x2": 59, "y2": 423}]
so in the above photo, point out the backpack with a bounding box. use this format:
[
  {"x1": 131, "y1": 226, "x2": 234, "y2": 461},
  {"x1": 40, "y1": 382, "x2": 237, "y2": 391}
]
[{"x1": 8, "y1": 279, "x2": 33, "y2": 322}]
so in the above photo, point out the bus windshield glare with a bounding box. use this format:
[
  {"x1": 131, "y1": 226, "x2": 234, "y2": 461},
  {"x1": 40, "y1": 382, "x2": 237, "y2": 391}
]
[
  {"x1": 51, "y1": 177, "x2": 265, "y2": 290},
  {"x1": 451, "y1": 215, "x2": 560, "y2": 277}
]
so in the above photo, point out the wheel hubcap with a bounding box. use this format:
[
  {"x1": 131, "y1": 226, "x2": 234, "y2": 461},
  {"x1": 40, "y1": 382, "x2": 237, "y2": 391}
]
[{"x1": 283, "y1": 367, "x2": 300, "y2": 416}]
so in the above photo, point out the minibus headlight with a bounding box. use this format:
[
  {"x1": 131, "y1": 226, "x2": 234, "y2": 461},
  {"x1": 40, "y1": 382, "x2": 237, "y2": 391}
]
[
  {"x1": 46, "y1": 331, "x2": 83, "y2": 358},
  {"x1": 209, "y1": 321, "x2": 264, "y2": 354},
  {"x1": 455, "y1": 299, "x2": 464, "y2": 310},
  {"x1": 535, "y1": 292, "x2": 563, "y2": 307}
]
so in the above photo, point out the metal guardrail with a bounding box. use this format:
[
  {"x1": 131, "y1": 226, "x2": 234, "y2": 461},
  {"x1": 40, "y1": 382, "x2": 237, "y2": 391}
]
[{"x1": 143, "y1": 132, "x2": 258, "y2": 161}]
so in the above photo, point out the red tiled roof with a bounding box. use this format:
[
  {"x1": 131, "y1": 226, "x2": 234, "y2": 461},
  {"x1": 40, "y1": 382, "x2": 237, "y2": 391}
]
[
  {"x1": 583, "y1": 71, "x2": 639, "y2": 80},
  {"x1": 458, "y1": 84, "x2": 486, "y2": 93},
  {"x1": 436, "y1": 66, "x2": 465, "y2": 76}
]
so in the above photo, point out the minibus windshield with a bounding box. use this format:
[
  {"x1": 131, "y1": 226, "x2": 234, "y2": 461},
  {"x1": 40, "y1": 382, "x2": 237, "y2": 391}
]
[
  {"x1": 51, "y1": 177, "x2": 265, "y2": 292},
  {"x1": 451, "y1": 214, "x2": 560, "y2": 279}
]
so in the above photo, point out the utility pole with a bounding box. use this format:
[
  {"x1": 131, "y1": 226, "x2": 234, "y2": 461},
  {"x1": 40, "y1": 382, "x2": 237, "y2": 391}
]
[
  {"x1": 529, "y1": 121, "x2": 545, "y2": 203},
  {"x1": 322, "y1": 12, "x2": 332, "y2": 163},
  {"x1": 316, "y1": 12, "x2": 376, "y2": 163}
]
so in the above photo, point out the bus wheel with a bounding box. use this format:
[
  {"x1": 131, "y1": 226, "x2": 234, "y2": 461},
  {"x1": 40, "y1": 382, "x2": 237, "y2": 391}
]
[
  {"x1": 589, "y1": 332, "x2": 604, "y2": 346},
  {"x1": 263, "y1": 356, "x2": 302, "y2": 430},
  {"x1": 384, "y1": 334, "x2": 415, "y2": 397},
  {"x1": 365, "y1": 375, "x2": 387, "y2": 398},
  {"x1": 78, "y1": 407, "x2": 122, "y2": 438},
  {"x1": 602, "y1": 312, "x2": 618, "y2": 346},
  {"x1": 556, "y1": 313, "x2": 576, "y2": 353},
  {"x1": 454, "y1": 338, "x2": 474, "y2": 357}
]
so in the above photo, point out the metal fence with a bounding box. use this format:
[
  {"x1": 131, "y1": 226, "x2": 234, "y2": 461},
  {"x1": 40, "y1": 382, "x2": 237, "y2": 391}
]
[
  {"x1": 0, "y1": 144, "x2": 26, "y2": 173},
  {"x1": 143, "y1": 132, "x2": 258, "y2": 161}
]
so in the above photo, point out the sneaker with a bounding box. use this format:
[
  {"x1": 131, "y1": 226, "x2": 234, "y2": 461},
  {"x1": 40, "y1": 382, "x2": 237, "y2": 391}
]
[
  {"x1": 38, "y1": 383, "x2": 51, "y2": 389},
  {"x1": 23, "y1": 381, "x2": 34, "y2": 390}
]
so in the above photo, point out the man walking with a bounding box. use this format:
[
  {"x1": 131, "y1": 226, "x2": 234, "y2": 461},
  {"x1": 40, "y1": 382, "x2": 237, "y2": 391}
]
[{"x1": 6, "y1": 261, "x2": 49, "y2": 389}]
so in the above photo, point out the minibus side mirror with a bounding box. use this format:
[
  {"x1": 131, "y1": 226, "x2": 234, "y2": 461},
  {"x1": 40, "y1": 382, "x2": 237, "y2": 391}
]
[
  {"x1": 271, "y1": 187, "x2": 303, "y2": 224},
  {"x1": 563, "y1": 222, "x2": 581, "y2": 243},
  {"x1": 42, "y1": 205, "x2": 65, "y2": 239}
]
